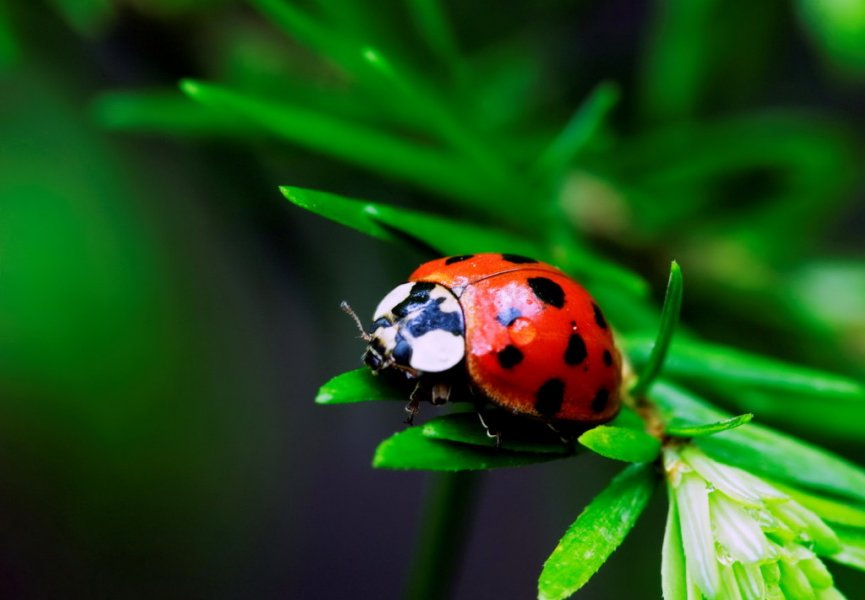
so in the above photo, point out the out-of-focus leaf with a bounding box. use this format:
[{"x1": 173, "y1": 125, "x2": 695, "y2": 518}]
[
  {"x1": 652, "y1": 382, "x2": 865, "y2": 503},
  {"x1": 624, "y1": 335, "x2": 865, "y2": 399},
  {"x1": 315, "y1": 368, "x2": 403, "y2": 404},
  {"x1": 92, "y1": 90, "x2": 254, "y2": 136},
  {"x1": 769, "y1": 481, "x2": 865, "y2": 529},
  {"x1": 421, "y1": 412, "x2": 573, "y2": 454},
  {"x1": 798, "y1": 0, "x2": 865, "y2": 79},
  {"x1": 607, "y1": 114, "x2": 857, "y2": 241},
  {"x1": 372, "y1": 427, "x2": 563, "y2": 471},
  {"x1": 665, "y1": 413, "x2": 753, "y2": 438},
  {"x1": 282, "y1": 186, "x2": 538, "y2": 254},
  {"x1": 577, "y1": 425, "x2": 660, "y2": 463},
  {"x1": 538, "y1": 463, "x2": 656, "y2": 600},
  {"x1": 0, "y1": 0, "x2": 18, "y2": 69},
  {"x1": 661, "y1": 488, "x2": 687, "y2": 600},
  {"x1": 638, "y1": 0, "x2": 716, "y2": 123},
  {"x1": 829, "y1": 527, "x2": 865, "y2": 572},
  {"x1": 48, "y1": 0, "x2": 112, "y2": 35},
  {"x1": 406, "y1": 0, "x2": 463, "y2": 80},
  {"x1": 281, "y1": 186, "x2": 648, "y2": 302},
  {"x1": 181, "y1": 80, "x2": 495, "y2": 207},
  {"x1": 631, "y1": 261, "x2": 683, "y2": 398},
  {"x1": 534, "y1": 82, "x2": 619, "y2": 177},
  {"x1": 714, "y1": 386, "x2": 865, "y2": 440}
]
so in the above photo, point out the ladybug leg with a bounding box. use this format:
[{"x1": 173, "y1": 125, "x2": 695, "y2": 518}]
[
  {"x1": 430, "y1": 382, "x2": 451, "y2": 406},
  {"x1": 545, "y1": 421, "x2": 577, "y2": 449},
  {"x1": 404, "y1": 383, "x2": 425, "y2": 425},
  {"x1": 475, "y1": 405, "x2": 503, "y2": 449}
]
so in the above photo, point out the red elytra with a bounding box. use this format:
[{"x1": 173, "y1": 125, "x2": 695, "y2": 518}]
[{"x1": 407, "y1": 253, "x2": 622, "y2": 423}]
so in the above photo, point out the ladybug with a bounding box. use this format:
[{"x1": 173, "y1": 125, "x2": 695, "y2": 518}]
[{"x1": 344, "y1": 253, "x2": 622, "y2": 430}]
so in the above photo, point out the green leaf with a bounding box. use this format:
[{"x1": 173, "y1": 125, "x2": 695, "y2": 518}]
[
  {"x1": 373, "y1": 427, "x2": 563, "y2": 471},
  {"x1": 828, "y1": 527, "x2": 865, "y2": 573},
  {"x1": 607, "y1": 406, "x2": 646, "y2": 430},
  {"x1": 707, "y1": 385, "x2": 865, "y2": 441},
  {"x1": 406, "y1": 0, "x2": 463, "y2": 79},
  {"x1": 769, "y1": 481, "x2": 865, "y2": 529},
  {"x1": 0, "y1": 0, "x2": 19, "y2": 70},
  {"x1": 651, "y1": 381, "x2": 865, "y2": 503},
  {"x1": 92, "y1": 90, "x2": 253, "y2": 136},
  {"x1": 538, "y1": 463, "x2": 656, "y2": 600},
  {"x1": 577, "y1": 425, "x2": 661, "y2": 463},
  {"x1": 661, "y1": 487, "x2": 687, "y2": 600},
  {"x1": 665, "y1": 413, "x2": 753, "y2": 438},
  {"x1": 282, "y1": 186, "x2": 539, "y2": 254},
  {"x1": 315, "y1": 368, "x2": 404, "y2": 404},
  {"x1": 624, "y1": 335, "x2": 865, "y2": 400},
  {"x1": 630, "y1": 261, "x2": 683, "y2": 398},
  {"x1": 181, "y1": 80, "x2": 496, "y2": 207},
  {"x1": 421, "y1": 412, "x2": 573, "y2": 454},
  {"x1": 282, "y1": 186, "x2": 647, "y2": 300},
  {"x1": 535, "y1": 82, "x2": 619, "y2": 177}
]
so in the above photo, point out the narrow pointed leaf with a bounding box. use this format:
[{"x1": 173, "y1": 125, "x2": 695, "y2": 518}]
[
  {"x1": 421, "y1": 412, "x2": 573, "y2": 454},
  {"x1": 631, "y1": 261, "x2": 683, "y2": 398},
  {"x1": 624, "y1": 335, "x2": 865, "y2": 399},
  {"x1": 373, "y1": 427, "x2": 563, "y2": 471},
  {"x1": 652, "y1": 382, "x2": 865, "y2": 503},
  {"x1": 316, "y1": 368, "x2": 403, "y2": 404},
  {"x1": 282, "y1": 185, "x2": 540, "y2": 255},
  {"x1": 92, "y1": 90, "x2": 252, "y2": 136},
  {"x1": 406, "y1": 0, "x2": 463, "y2": 78},
  {"x1": 578, "y1": 425, "x2": 661, "y2": 463},
  {"x1": 662, "y1": 488, "x2": 687, "y2": 600},
  {"x1": 282, "y1": 186, "x2": 647, "y2": 300},
  {"x1": 666, "y1": 413, "x2": 753, "y2": 438},
  {"x1": 538, "y1": 463, "x2": 656, "y2": 600},
  {"x1": 181, "y1": 80, "x2": 495, "y2": 206},
  {"x1": 828, "y1": 527, "x2": 865, "y2": 572},
  {"x1": 768, "y1": 481, "x2": 865, "y2": 529},
  {"x1": 535, "y1": 82, "x2": 619, "y2": 176}
]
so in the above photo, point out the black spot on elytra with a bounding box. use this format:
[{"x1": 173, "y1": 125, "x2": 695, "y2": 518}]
[
  {"x1": 564, "y1": 332, "x2": 587, "y2": 366},
  {"x1": 496, "y1": 307, "x2": 522, "y2": 327},
  {"x1": 501, "y1": 254, "x2": 538, "y2": 264},
  {"x1": 497, "y1": 345, "x2": 524, "y2": 369},
  {"x1": 592, "y1": 303, "x2": 608, "y2": 329},
  {"x1": 591, "y1": 388, "x2": 610, "y2": 413},
  {"x1": 603, "y1": 350, "x2": 613, "y2": 367},
  {"x1": 445, "y1": 254, "x2": 474, "y2": 265},
  {"x1": 535, "y1": 378, "x2": 565, "y2": 417},
  {"x1": 528, "y1": 277, "x2": 565, "y2": 308}
]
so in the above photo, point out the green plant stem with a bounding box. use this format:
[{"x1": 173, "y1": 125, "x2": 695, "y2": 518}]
[{"x1": 405, "y1": 471, "x2": 480, "y2": 600}]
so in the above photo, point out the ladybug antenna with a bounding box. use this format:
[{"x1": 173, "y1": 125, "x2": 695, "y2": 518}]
[{"x1": 340, "y1": 301, "x2": 371, "y2": 341}]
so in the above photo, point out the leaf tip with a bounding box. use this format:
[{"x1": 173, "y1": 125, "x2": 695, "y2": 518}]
[{"x1": 178, "y1": 78, "x2": 201, "y2": 98}]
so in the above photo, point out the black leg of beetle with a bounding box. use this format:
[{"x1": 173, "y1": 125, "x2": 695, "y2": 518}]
[
  {"x1": 404, "y1": 383, "x2": 424, "y2": 425},
  {"x1": 545, "y1": 421, "x2": 576, "y2": 452},
  {"x1": 430, "y1": 382, "x2": 451, "y2": 406},
  {"x1": 475, "y1": 403, "x2": 503, "y2": 449}
]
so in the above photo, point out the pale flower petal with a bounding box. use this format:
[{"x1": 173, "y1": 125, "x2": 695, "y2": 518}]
[{"x1": 676, "y1": 472, "x2": 720, "y2": 598}]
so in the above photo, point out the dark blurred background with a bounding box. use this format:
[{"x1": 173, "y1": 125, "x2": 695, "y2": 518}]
[{"x1": 1, "y1": 1, "x2": 864, "y2": 598}]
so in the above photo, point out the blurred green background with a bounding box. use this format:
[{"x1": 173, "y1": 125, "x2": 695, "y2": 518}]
[{"x1": 1, "y1": 1, "x2": 864, "y2": 598}]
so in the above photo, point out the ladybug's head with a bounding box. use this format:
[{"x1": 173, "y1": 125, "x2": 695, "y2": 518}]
[{"x1": 350, "y1": 281, "x2": 466, "y2": 378}]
